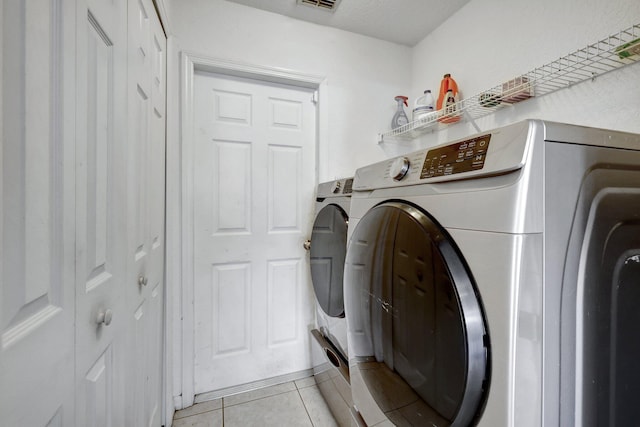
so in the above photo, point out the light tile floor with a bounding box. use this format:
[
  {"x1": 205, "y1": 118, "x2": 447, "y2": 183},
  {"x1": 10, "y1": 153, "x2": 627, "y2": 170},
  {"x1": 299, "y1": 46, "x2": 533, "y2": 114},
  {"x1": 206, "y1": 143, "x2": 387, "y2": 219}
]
[{"x1": 173, "y1": 376, "x2": 340, "y2": 427}]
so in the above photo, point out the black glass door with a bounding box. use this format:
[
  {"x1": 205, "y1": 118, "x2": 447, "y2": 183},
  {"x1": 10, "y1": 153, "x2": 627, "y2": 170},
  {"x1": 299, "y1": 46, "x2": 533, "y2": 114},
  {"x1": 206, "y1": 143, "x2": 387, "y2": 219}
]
[
  {"x1": 345, "y1": 202, "x2": 489, "y2": 426},
  {"x1": 310, "y1": 204, "x2": 348, "y2": 317},
  {"x1": 561, "y1": 168, "x2": 640, "y2": 427}
]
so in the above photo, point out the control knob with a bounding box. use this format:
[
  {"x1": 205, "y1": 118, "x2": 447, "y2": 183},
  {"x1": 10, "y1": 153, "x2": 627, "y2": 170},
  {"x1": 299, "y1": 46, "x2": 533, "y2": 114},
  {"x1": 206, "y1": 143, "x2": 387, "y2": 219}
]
[
  {"x1": 331, "y1": 181, "x2": 341, "y2": 194},
  {"x1": 389, "y1": 157, "x2": 410, "y2": 181}
]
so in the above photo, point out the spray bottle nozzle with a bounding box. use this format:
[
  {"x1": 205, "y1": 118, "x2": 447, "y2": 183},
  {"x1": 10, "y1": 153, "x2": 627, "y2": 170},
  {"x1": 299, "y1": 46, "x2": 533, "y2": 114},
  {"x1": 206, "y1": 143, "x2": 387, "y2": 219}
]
[{"x1": 394, "y1": 95, "x2": 408, "y2": 107}]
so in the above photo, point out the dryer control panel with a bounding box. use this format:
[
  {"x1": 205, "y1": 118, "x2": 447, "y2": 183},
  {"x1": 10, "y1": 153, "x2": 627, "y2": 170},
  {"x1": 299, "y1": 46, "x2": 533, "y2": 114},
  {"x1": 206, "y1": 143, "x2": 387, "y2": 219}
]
[
  {"x1": 317, "y1": 177, "x2": 354, "y2": 198},
  {"x1": 353, "y1": 120, "x2": 534, "y2": 190},
  {"x1": 420, "y1": 134, "x2": 491, "y2": 178}
]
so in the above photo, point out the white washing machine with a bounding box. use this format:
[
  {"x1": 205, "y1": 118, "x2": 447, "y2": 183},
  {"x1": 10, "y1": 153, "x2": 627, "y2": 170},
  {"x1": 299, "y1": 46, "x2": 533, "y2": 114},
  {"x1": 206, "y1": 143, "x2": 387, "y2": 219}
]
[
  {"x1": 344, "y1": 120, "x2": 640, "y2": 426},
  {"x1": 306, "y1": 177, "x2": 354, "y2": 422}
]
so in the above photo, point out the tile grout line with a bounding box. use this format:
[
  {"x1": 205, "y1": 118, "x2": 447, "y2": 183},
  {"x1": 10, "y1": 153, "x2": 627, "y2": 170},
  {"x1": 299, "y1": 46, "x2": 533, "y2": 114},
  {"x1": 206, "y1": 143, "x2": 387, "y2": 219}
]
[
  {"x1": 174, "y1": 402, "x2": 222, "y2": 421},
  {"x1": 222, "y1": 382, "x2": 299, "y2": 408},
  {"x1": 178, "y1": 379, "x2": 322, "y2": 426},
  {"x1": 297, "y1": 387, "x2": 316, "y2": 427}
]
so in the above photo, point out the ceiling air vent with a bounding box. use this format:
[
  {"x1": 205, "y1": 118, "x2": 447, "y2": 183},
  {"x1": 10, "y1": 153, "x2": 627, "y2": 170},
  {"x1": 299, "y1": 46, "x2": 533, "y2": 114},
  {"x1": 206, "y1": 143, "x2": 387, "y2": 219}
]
[{"x1": 297, "y1": 0, "x2": 341, "y2": 12}]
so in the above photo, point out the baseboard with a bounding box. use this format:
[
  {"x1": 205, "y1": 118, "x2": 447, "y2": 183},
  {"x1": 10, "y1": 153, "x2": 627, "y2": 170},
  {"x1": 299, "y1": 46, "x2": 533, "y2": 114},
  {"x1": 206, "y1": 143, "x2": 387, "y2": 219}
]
[{"x1": 194, "y1": 368, "x2": 315, "y2": 403}]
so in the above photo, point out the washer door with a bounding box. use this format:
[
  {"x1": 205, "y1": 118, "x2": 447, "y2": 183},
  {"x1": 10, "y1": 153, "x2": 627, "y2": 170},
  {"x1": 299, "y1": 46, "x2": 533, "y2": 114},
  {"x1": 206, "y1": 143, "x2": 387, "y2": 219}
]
[
  {"x1": 345, "y1": 202, "x2": 488, "y2": 427},
  {"x1": 560, "y1": 167, "x2": 640, "y2": 427},
  {"x1": 310, "y1": 203, "x2": 349, "y2": 317}
]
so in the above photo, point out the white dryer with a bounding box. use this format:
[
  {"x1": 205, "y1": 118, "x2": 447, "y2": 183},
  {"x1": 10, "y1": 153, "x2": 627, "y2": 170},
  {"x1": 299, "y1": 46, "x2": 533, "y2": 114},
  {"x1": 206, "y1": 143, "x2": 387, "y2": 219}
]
[
  {"x1": 307, "y1": 178, "x2": 354, "y2": 420},
  {"x1": 344, "y1": 120, "x2": 640, "y2": 426}
]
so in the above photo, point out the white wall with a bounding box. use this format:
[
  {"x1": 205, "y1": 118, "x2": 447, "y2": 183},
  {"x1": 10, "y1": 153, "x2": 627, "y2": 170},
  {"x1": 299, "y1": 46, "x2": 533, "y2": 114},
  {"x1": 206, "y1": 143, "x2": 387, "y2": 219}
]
[
  {"x1": 405, "y1": 0, "x2": 640, "y2": 149},
  {"x1": 166, "y1": 0, "x2": 640, "y2": 180},
  {"x1": 169, "y1": 0, "x2": 413, "y2": 180}
]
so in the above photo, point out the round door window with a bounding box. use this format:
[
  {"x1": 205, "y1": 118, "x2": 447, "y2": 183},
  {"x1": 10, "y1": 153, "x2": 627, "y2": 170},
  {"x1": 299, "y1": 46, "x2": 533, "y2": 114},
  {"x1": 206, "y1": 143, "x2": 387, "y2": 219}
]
[
  {"x1": 310, "y1": 204, "x2": 349, "y2": 318},
  {"x1": 345, "y1": 202, "x2": 489, "y2": 426}
]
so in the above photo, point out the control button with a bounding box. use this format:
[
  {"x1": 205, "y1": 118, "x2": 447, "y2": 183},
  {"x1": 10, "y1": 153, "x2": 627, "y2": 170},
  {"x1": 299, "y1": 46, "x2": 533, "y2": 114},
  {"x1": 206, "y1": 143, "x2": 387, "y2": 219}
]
[{"x1": 389, "y1": 157, "x2": 410, "y2": 181}]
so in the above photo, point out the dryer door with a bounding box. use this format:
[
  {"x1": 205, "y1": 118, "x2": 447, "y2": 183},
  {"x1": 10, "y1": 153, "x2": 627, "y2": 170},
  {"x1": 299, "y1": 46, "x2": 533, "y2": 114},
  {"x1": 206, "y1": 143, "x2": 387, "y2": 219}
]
[
  {"x1": 345, "y1": 201, "x2": 489, "y2": 427},
  {"x1": 310, "y1": 203, "x2": 349, "y2": 317}
]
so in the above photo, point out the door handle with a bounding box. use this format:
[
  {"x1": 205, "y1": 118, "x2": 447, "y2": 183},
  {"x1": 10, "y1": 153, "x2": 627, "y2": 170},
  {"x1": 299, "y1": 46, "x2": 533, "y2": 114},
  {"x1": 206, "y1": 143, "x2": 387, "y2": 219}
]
[
  {"x1": 138, "y1": 275, "x2": 148, "y2": 286},
  {"x1": 303, "y1": 239, "x2": 311, "y2": 251},
  {"x1": 96, "y1": 309, "x2": 113, "y2": 326}
]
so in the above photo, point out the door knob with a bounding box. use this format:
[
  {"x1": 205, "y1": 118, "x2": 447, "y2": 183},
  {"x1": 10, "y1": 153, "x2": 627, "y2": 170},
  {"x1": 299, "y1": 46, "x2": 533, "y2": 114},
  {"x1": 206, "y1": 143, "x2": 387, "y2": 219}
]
[
  {"x1": 138, "y1": 275, "x2": 148, "y2": 286},
  {"x1": 96, "y1": 309, "x2": 113, "y2": 326},
  {"x1": 303, "y1": 239, "x2": 311, "y2": 251}
]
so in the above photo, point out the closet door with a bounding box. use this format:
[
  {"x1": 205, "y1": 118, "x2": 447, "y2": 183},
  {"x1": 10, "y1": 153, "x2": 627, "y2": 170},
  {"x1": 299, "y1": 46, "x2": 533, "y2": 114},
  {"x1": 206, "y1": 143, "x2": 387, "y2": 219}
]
[
  {"x1": 74, "y1": 0, "x2": 128, "y2": 425},
  {"x1": 0, "y1": 0, "x2": 76, "y2": 425},
  {"x1": 125, "y1": 0, "x2": 167, "y2": 425}
]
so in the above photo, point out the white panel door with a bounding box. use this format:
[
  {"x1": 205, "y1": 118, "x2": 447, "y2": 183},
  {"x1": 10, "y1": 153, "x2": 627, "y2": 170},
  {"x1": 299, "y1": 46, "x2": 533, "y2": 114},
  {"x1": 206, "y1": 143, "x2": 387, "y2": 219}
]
[
  {"x1": 74, "y1": 0, "x2": 128, "y2": 425},
  {"x1": 0, "y1": 0, "x2": 76, "y2": 425},
  {"x1": 193, "y1": 72, "x2": 316, "y2": 394},
  {"x1": 125, "y1": 0, "x2": 166, "y2": 425}
]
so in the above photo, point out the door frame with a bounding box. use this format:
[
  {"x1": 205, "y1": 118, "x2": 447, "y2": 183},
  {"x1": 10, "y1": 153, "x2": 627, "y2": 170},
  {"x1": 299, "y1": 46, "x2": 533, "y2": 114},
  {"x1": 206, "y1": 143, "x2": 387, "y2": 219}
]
[{"x1": 172, "y1": 51, "x2": 327, "y2": 408}]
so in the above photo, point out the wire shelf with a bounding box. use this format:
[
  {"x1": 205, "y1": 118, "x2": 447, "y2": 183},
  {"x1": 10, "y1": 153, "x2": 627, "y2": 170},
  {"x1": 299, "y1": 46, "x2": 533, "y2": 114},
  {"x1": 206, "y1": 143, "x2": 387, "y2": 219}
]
[{"x1": 379, "y1": 23, "x2": 640, "y2": 143}]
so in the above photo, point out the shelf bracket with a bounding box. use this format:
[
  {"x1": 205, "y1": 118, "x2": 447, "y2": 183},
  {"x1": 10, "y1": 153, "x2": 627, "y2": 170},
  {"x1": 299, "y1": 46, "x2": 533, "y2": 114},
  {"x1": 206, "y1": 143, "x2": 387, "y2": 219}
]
[{"x1": 465, "y1": 111, "x2": 481, "y2": 133}]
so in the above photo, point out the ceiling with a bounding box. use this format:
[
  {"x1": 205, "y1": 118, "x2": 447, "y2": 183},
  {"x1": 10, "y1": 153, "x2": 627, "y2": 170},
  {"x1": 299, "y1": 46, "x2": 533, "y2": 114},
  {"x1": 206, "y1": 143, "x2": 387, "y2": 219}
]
[{"x1": 224, "y1": 0, "x2": 470, "y2": 47}]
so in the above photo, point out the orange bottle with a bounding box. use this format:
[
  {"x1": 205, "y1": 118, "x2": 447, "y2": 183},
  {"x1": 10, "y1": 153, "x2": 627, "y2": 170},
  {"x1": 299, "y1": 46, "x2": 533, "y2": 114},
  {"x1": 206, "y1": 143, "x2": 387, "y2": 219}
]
[{"x1": 436, "y1": 73, "x2": 460, "y2": 124}]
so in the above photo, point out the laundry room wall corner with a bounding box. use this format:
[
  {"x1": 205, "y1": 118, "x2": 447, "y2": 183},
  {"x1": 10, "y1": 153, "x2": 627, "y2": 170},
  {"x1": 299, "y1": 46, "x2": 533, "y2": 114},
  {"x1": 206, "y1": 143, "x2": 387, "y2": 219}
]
[{"x1": 410, "y1": 0, "x2": 640, "y2": 148}]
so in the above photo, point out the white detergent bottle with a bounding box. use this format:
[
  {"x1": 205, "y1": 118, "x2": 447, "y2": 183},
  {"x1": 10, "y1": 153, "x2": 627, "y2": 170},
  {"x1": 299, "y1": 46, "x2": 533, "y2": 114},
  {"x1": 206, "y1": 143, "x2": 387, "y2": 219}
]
[
  {"x1": 415, "y1": 90, "x2": 435, "y2": 110},
  {"x1": 413, "y1": 89, "x2": 434, "y2": 121}
]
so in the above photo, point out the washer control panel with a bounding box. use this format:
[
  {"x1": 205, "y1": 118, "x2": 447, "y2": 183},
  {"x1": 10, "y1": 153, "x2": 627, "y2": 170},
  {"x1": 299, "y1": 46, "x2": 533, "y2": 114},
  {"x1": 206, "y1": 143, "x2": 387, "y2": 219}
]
[{"x1": 420, "y1": 134, "x2": 491, "y2": 179}]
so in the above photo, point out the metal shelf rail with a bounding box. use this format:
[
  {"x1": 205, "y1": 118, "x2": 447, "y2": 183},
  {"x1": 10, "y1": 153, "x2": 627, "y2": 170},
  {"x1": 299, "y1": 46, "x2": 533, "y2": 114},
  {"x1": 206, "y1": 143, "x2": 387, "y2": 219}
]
[{"x1": 379, "y1": 23, "x2": 640, "y2": 143}]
